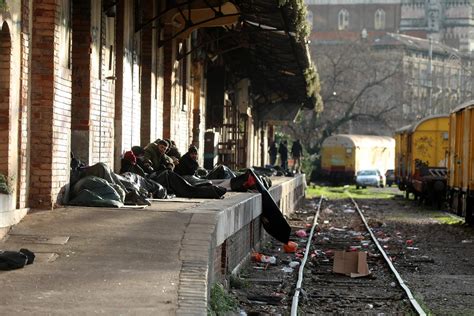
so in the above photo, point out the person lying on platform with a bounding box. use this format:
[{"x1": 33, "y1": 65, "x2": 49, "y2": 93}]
[
  {"x1": 125, "y1": 144, "x2": 225, "y2": 199},
  {"x1": 174, "y1": 145, "x2": 199, "y2": 176},
  {"x1": 144, "y1": 139, "x2": 175, "y2": 173},
  {"x1": 120, "y1": 150, "x2": 146, "y2": 177},
  {"x1": 131, "y1": 146, "x2": 155, "y2": 175}
]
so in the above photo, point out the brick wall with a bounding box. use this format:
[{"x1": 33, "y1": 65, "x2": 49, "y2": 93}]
[
  {"x1": 139, "y1": 0, "x2": 153, "y2": 146},
  {"x1": 71, "y1": 0, "x2": 91, "y2": 163},
  {"x1": 0, "y1": 22, "x2": 11, "y2": 177},
  {"x1": 29, "y1": 0, "x2": 72, "y2": 209},
  {"x1": 18, "y1": 0, "x2": 32, "y2": 209},
  {"x1": 211, "y1": 218, "x2": 263, "y2": 284},
  {"x1": 119, "y1": 0, "x2": 141, "y2": 156},
  {"x1": 150, "y1": 34, "x2": 164, "y2": 142},
  {"x1": 90, "y1": 1, "x2": 115, "y2": 166}
]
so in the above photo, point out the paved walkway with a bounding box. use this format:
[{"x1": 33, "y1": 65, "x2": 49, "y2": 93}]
[
  {"x1": 0, "y1": 176, "x2": 301, "y2": 315},
  {"x1": 0, "y1": 199, "x2": 202, "y2": 314}
]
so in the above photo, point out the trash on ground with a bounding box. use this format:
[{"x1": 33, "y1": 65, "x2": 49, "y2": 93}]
[
  {"x1": 252, "y1": 252, "x2": 276, "y2": 264},
  {"x1": 283, "y1": 241, "x2": 298, "y2": 253},
  {"x1": 295, "y1": 229, "x2": 308, "y2": 238},
  {"x1": 281, "y1": 267, "x2": 294, "y2": 273},
  {"x1": 289, "y1": 261, "x2": 300, "y2": 268},
  {"x1": 332, "y1": 251, "x2": 370, "y2": 278}
]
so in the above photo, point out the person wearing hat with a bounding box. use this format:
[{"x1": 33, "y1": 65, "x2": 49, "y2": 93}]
[
  {"x1": 120, "y1": 150, "x2": 147, "y2": 177},
  {"x1": 174, "y1": 145, "x2": 199, "y2": 176}
]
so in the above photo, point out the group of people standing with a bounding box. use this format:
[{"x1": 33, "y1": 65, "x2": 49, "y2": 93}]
[{"x1": 268, "y1": 139, "x2": 303, "y2": 173}]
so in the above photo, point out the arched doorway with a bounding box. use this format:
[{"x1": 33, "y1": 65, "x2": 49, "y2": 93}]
[{"x1": 0, "y1": 21, "x2": 11, "y2": 178}]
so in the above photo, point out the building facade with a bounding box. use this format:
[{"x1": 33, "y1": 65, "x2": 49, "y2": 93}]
[
  {"x1": 306, "y1": 0, "x2": 402, "y2": 42},
  {"x1": 306, "y1": 0, "x2": 474, "y2": 51},
  {"x1": 400, "y1": 0, "x2": 474, "y2": 52},
  {"x1": 0, "y1": 0, "x2": 315, "y2": 229}
]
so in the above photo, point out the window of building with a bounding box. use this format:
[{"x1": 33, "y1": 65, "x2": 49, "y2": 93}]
[
  {"x1": 374, "y1": 9, "x2": 385, "y2": 30},
  {"x1": 338, "y1": 9, "x2": 349, "y2": 31}
]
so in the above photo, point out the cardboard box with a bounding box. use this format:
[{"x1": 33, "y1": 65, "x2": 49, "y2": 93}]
[{"x1": 333, "y1": 251, "x2": 370, "y2": 278}]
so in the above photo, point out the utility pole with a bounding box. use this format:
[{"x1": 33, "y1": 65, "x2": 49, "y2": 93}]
[{"x1": 428, "y1": 37, "x2": 433, "y2": 113}]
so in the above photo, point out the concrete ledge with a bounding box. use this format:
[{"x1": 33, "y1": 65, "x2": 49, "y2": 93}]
[
  {"x1": 0, "y1": 193, "x2": 28, "y2": 239},
  {"x1": 177, "y1": 174, "x2": 305, "y2": 315}
]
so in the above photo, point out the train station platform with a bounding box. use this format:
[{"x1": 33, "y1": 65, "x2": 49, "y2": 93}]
[{"x1": 0, "y1": 174, "x2": 305, "y2": 315}]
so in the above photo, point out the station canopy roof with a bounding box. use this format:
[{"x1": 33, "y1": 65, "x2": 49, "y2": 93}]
[{"x1": 136, "y1": 0, "x2": 320, "y2": 121}]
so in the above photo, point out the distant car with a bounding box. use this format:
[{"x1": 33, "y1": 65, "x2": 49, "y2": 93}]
[
  {"x1": 355, "y1": 169, "x2": 385, "y2": 189},
  {"x1": 385, "y1": 169, "x2": 395, "y2": 187}
]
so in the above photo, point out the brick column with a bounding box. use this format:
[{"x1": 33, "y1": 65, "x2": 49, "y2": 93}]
[
  {"x1": 29, "y1": 0, "x2": 72, "y2": 209},
  {"x1": 18, "y1": 0, "x2": 32, "y2": 209},
  {"x1": 162, "y1": 26, "x2": 173, "y2": 139},
  {"x1": 0, "y1": 22, "x2": 11, "y2": 178},
  {"x1": 140, "y1": 0, "x2": 153, "y2": 146},
  {"x1": 113, "y1": 1, "x2": 124, "y2": 170}
]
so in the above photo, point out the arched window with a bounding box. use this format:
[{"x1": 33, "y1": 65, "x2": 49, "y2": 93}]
[
  {"x1": 374, "y1": 9, "x2": 386, "y2": 30},
  {"x1": 338, "y1": 9, "x2": 349, "y2": 30}
]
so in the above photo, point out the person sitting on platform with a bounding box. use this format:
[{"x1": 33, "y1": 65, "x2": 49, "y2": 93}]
[
  {"x1": 144, "y1": 139, "x2": 175, "y2": 173},
  {"x1": 166, "y1": 139, "x2": 182, "y2": 163},
  {"x1": 174, "y1": 145, "x2": 199, "y2": 176}
]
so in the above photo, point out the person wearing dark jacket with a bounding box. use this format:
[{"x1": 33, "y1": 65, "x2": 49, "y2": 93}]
[
  {"x1": 291, "y1": 140, "x2": 303, "y2": 173},
  {"x1": 268, "y1": 141, "x2": 277, "y2": 166},
  {"x1": 144, "y1": 139, "x2": 175, "y2": 173},
  {"x1": 174, "y1": 146, "x2": 199, "y2": 176},
  {"x1": 278, "y1": 141, "x2": 288, "y2": 170}
]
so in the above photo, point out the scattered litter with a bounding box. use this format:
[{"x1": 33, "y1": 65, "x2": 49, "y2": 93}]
[
  {"x1": 283, "y1": 241, "x2": 298, "y2": 253},
  {"x1": 390, "y1": 282, "x2": 396, "y2": 287},
  {"x1": 406, "y1": 247, "x2": 419, "y2": 250},
  {"x1": 344, "y1": 209, "x2": 355, "y2": 213},
  {"x1": 348, "y1": 246, "x2": 361, "y2": 252},
  {"x1": 406, "y1": 239, "x2": 414, "y2": 246},
  {"x1": 295, "y1": 230, "x2": 308, "y2": 238},
  {"x1": 461, "y1": 240, "x2": 473, "y2": 244},
  {"x1": 329, "y1": 227, "x2": 346, "y2": 232},
  {"x1": 252, "y1": 253, "x2": 276, "y2": 264},
  {"x1": 323, "y1": 220, "x2": 329, "y2": 224},
  {"x1": 281, "y1": 267, "x2": 294, "y2": 273},
  {"x1": 367, "y1": 304, "x2": 374, "y2": 309},
  {"x1": 289, "y1": 261, "x2": 300, "y2": 268}
]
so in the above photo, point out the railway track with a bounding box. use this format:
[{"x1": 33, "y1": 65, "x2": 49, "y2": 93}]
[{"x1": 291, "y1": 194, "x2": 426, "y2": 315}]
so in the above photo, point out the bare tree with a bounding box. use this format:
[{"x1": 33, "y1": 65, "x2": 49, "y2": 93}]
[{"x1": 284, "y1": 40, "x2": 404, "y2": 155}]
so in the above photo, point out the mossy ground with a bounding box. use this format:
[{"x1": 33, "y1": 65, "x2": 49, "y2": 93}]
[{"x1": 306, "y1": 184, "x2": 397, "y2": 200}]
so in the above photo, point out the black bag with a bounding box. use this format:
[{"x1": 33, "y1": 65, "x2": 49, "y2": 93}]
[
  {"x1": 206, "y1": 165, "x2": 236, "y2": 180},
  {"x1": 0, "y1": 248, "x2": 35, "y2": 271},
  {"x1": 231, "y1": 170, "x2": 291, "y2": 244}
]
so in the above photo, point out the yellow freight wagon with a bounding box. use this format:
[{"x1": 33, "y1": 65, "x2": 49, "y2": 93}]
[
  {"x1": 447, "y1": 101, "x2": 474, "y2": 224},
  {"x1": 321, "y1": 134, "x2": 395, "y2": 184},
  {"x1": 401, "y1": 115, "x2": 449, "y2": 204},
  {"x1": 394, "y1": 125, "x2": 411, "y2": 190}
]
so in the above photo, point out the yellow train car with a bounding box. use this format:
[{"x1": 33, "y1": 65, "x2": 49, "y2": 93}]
[
  {"x1": 394, "y1": 115, "x2": 449, "y2": 204},
  {"x1": 321, "y1": 134, "x2": 395, "y2": 183},
  {"x1": 394, "y1": 125, "x2": 411, "y2": 190},
  {"x1": 447, "y1": 101, "x2": 474, "y2": 223}
]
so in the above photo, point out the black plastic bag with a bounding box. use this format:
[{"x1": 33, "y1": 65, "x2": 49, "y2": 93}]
[
  {"x1": 0, "y1": 248, "x2": 35, "y2": 271},
  {"x1": 231, "y1": 169, "x2": 290, "y2": 244}
]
